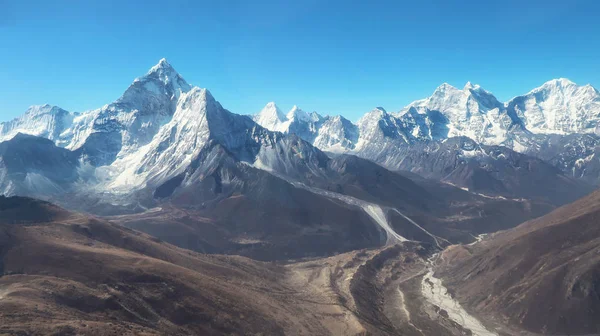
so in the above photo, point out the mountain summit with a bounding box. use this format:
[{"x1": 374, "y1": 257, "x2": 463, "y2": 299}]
[
  {"x1": 507, "y1": 78, "x2": 600, "y2": 135},
  {"x1": 254, "y1": 102, "x2": 287, "y2": 132}
]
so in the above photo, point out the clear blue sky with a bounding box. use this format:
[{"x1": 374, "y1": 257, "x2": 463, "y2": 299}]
[{"x1": 1, "y1": 0, "x2": 599, "y2": 121}]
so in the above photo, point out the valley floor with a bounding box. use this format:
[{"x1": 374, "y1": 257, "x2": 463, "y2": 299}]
[{"x1": 281, "y1": 242, "x2": 501, "y2": 336}]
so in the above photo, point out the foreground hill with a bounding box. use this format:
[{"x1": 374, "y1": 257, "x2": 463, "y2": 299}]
[
  {"x1": 0, "y1": 196, "x2": 347, "y2": 335},
  {"x1": 436, "y1": 189, "x2": 600, "y2": 335},
  {"x1": 1, "y1": 196, "x2": 507, "y2": 336}
]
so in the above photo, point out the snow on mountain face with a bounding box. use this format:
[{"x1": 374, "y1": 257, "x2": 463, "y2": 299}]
[
  {"x1": 0, "y1": 105, "x2": 75, "y2": 144},
  {"x1": 0, "y1": 60, "x2": 299, "y2": 199},
  {"x1": 312, "y1": 115, "x2": 358, "y2": 152},
  {"x1": 400, "y1": 82, "x2": 522, "y2": 145},
  {"x1": 63, "y1": 58, "x2": 192, "y2": 165},
  {"x1": 253, "y1": 103, "x2": 325, "y2": 142},
  {"x1": 253, "y1": 102, "x2": 288, "y2": 132},
  {"x1": 254, "y1": 103, "x2": 322, "y2": 133},
  {"x1": 286, "y1": 105, "x2": 311, "y2": 123},
  {"x1": 103, "y1": 87, "x2": 281, "y2": 192},
  {"x1": 395, "y1": 107, "x2": 449, "y2": 141},
  {"x1": 102, "y1": 87, "x2": 215, "y2": 190},
  {"x1": 507, "y1": 78, "x2": 600, "y2": 135},
  {"x1": 356, "y1": 107, "x2": 410, "y2": 148},
  {"x1": 253, "y1": 103, "x2": 365, "y2": 153}
]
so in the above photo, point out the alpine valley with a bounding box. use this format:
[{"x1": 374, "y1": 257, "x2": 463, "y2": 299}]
[{"x1": 1, "y1": 59, "x2": 600, "y2": 335}]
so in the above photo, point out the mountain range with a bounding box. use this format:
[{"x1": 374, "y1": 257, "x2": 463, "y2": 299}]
[
  {"x1": 0, "y1": 60, "x2": 595, "y2": 248},
  {"x1": 1, "y1": 58, "x2": 586, "y2": 260},
  {"x1": 254, "y1": 77, "x2": 600, "y2": 147},
  {"x1": 253, "y1": 77, "x2": 600, "y2": 189},
  {"x1": 2, "y1": 59, "x2": 600, "y2": 335},
  {"x1": 4, "y1": 60, "x2": 600, "y2": 199},
  {"x1": 0, "y1": 59, "x2": 595, "y2": 212}
]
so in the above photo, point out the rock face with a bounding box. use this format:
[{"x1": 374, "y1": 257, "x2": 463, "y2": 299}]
[
  {"x1": 437, "y1": 189, "x2": 600, "y2": 335},
  {"x1": 367, "y1": 136, "x2": 593, "y2": 205},
  {"x1": 0, "y1": 134, "x2": 80, "y2": 197}
]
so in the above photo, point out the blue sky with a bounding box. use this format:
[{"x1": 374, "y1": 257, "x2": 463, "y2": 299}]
[{"x1": 1, "y1": 0, "x2": 599, "y2": 121}]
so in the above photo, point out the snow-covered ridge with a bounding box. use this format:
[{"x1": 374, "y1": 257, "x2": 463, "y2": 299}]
[
  {"x1": 0, "y1": 104, "x2": 75, "y2": 144},
  {"x1": 252, "y1": 79, "x2": 599, "y2": 155},
  {"x1": 506, "y1": 78, "x2": 600, "y2": 135}
]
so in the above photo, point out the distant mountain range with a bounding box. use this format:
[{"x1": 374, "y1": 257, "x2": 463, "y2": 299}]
[
  {"x1": 0, "y1": 59, "x2": 594, "y2": 259},
  {"x1": 254, "y1": 77, "x2": 600, "y2": 147},
  {"x1": 253, "y1": 77, "x2": 600, "y2": 187}
]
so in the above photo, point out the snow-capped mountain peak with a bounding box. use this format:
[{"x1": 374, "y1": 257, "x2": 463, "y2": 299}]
[
  {"x1": 434, "y1": 82, "x2": 458, "y2": 92},
  {"x1": 254, "y1": 102, "x2": 287, "y2": 132},
  {"x1": 369, "y1": 106, "x2": 388, "y2": 116},
  {"x1": 286, "y1": 105, "x2": 311, "y2": 122},
  {"x1": 417, "y1": 81, "x2": 501, "y2": 111},
  {"x1": 25, "y1": 104, "x2": 66, "y2": 116},
  {"x1": 507, "y1": 78, "x2": 600, "y2": 135},
  {"x1": 357, "y1": 107, "x2": 401, "y2": 138},
  {"x1": 56, "y1": 59, "x2": 198, "y2": 166},
  {"x1": 400, "y1": 81, "x2": 514, "y2": 145},
  {"x1": 525, "y1": 78, "x2": 577, "y2": 96},
  {"x1": 0, "y1": 104, "x2": 74, "y2": 143},
  {"x1": 309, "y1": 111, "x2": 323, "y2": 122},
  {"x1": 126, "y1": 58, "x2": 192, "y2": 101},
  {"x1": 148, "y1": 58, "x2": 172, "y2": 72},
  {"x1": 463, "y1": 81, "x2": 482, "y2": 91},
  {"x1": 356, "y1": 107, "x2": 389, "y2": 131},
  {"x1": 546, "y1": 77, "x2": 575, "y2": 87}
]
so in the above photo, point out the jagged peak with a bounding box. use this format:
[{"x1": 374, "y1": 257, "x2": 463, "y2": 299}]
[
  {"x1": 433, "y1": 82, "x2": 460, "y2": 93},
  {"x1": 463, "y1": 81, "x2": 481, "y2": 91},
  {"x1": 24, "y1": 104, "x2": 68, "y2": 117},
  {"x1": 288, "y1": 104, "x2": 300, "y2": 113},
  {"x1": 309, "y1": 111, "x2": 323, "y2": 122},
  {"x1": 547, "y1": 78, "x2": 576, "y2": 86},
  {"x1": 584, "y1": 83, "x2": 600, "y2": 95},
  {"x1": 358, "y1": 107, "x2": 388, "y2": 124},
  {"x1": 256, "y1": 102, "x2": 286, "y2": 121},
  {"x1": 286, "y1": 105, "x2": 310, "y2": 121},
  {"x1": 253, "y1": 102, "x2": 288, "y2": 133},
  {"x1": 169, "y1": 87, "x2": 226, "y2": 126},
  {"x1": 147, "y1": 58, "x2": 174, "y2": 74},
  {"x1": 122, "y1": 58, "x2": 192, "y2": 103},
  {"x1": 526, "y1": 78, "x2": 579, "y2": 96},
  {"x1": 330, "y1": 114, "x2": 355, "y2": 125},
  {"x1": 139, "y1": 58, "x2": 186, "y2": 86},
  {"x1": 199, "y1": 87, "x2": 215, "y2": 101}
]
